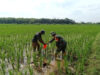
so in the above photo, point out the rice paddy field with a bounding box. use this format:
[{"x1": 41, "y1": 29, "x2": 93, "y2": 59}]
[{"x1": 0, "y1": 24, "x2": 100, "y2": 75}]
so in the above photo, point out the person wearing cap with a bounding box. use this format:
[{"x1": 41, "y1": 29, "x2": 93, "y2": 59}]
[
  {"x1": 49, "y1": 32, "x2": 67, "y2": 59},
  {"x1": 32, "y1": 30, "x2": 46, "y2": 52}
]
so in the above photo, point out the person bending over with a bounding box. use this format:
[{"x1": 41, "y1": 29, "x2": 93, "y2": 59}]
[
  {"x1": 49, "y1": 32, "x2": 67, "y2": 59},
  {"x1": 32, "y1": 30, "x2": 46, "y2": 52}
]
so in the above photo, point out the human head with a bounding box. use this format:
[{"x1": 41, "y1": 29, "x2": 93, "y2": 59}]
[
  {"x1": 40, "y1": 30, "x2": 45, "y2": 35},
  {"x1": 51, "y1": 32, "x2": 56, "y2": 37}
]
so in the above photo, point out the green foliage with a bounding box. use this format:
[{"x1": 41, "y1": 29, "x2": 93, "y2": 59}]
[
  {"x1": 0, "y1": 18, "x2": 76, "y2": 24},
  {"x1": 0, "y1": 24, "x2": 100, "y2": 75}
]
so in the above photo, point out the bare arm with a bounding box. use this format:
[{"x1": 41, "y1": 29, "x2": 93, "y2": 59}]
[
  {"x1": 48, "y1": 38, "x2": 55, "y2": 43},
  {"x1": 39, "y1": 36, "x2": 45, "y2": 44}
]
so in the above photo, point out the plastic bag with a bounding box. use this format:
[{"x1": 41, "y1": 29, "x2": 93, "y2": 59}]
[{"x1": 43, "y1": 44, "x2": 47, "y2": 49}]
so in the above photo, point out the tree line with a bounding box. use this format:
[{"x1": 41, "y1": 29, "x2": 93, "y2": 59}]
[{"x1": 0, "y1": 18, "x2": 76, "y2": 24}]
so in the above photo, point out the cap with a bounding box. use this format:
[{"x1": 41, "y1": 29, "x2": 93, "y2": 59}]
[
  {"x1": 51, "y1": 32, "x2": 56, "y2": 36},
  {"x1": 40, "y1": 30, "x2": 45, "y2": 34}
]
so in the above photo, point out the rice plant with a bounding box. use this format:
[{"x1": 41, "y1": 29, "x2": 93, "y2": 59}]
[{"x1": 0, "y1": 24, "x2": 100, "y2": 75}]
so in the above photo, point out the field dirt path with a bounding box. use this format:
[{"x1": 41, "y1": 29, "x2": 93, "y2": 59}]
[{"x1": 86, "y1": 33, "x2": 100, "y2": 75}]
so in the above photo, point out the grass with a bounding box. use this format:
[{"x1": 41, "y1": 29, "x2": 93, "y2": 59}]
[{"x1": 0, "y1": 24, "x2": 100, "y2": 75}]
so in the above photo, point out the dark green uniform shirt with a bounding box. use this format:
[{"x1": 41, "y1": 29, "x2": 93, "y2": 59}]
[
  {"x1": 32, "y1": 32, "x2": 45, "y2": 44},
  {"x1": 49, "y1": 35, "x2": 67, "y2": 48}
]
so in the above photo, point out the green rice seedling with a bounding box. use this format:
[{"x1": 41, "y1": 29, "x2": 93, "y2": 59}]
[
  {"x1": 0, "y1": 51, "x2": 6, "y2": 62},
  {"x1": 32, "y1": 52, "x2": 38, "y2": 67},
  {"x1": 26, "y1": 51, "x2": 31, "y2": 65},
  {"x1": 17, "y1": 71, "x2": 23, "y2": 75},
  {"x1": 24, "y1": 71, "x2": 28, "y2": 75},
  {"x1": 16, "y1": 51, "x2": 20, "y2": 71},
  {"x1": 64, "y1": 58, "x2": 69, "y2": 74},
  {"x1": 28, "y1": 66, "x2": 34, "y2": 75},
  {"x1": 57, "y1": 61, "x2": 62, "y2": 74},
  {"x1": 10, "y1": 51, "x2": 15, "y2": 70},
  {"x1": 0, "y1": 24, "x2": 100, "y2": 75},
  {"x1": 1, "y1": 62, "x2": 6, "y2": 75},
  {"x1": 50, "y1": 72, "x2": 55, "y2": 75},
  {"x1": 8, "y1": 70, "x2": 14, "y2": 75}
]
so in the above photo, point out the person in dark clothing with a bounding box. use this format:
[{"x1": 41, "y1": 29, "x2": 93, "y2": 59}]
[
  {"x1": 32, "y1": 30, "x2": 46, "y2": 52},
  {"x1": 49, "y1": 32, "x2": 67, "y2": 59}
]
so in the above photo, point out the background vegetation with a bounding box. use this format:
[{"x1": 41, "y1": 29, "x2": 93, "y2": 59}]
[{"x1": 0, "y1": 18, "x2": 76, "y2": 24}]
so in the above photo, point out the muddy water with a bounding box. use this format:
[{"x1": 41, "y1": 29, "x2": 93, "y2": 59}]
[
  {"x1": 4, "y1": 53, "x2": 75, "y2": 75},
  {"x1": 3, "y1": 47, "x2": 65, "y2": 75},
  {"x1": 29, "y1": 59, "x2": 61, "y2": 75}
]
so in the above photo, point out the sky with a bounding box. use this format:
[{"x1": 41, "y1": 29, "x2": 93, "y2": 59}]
[{"x1": 0, "y1": 0, "x2": 100, "y2": 22}]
